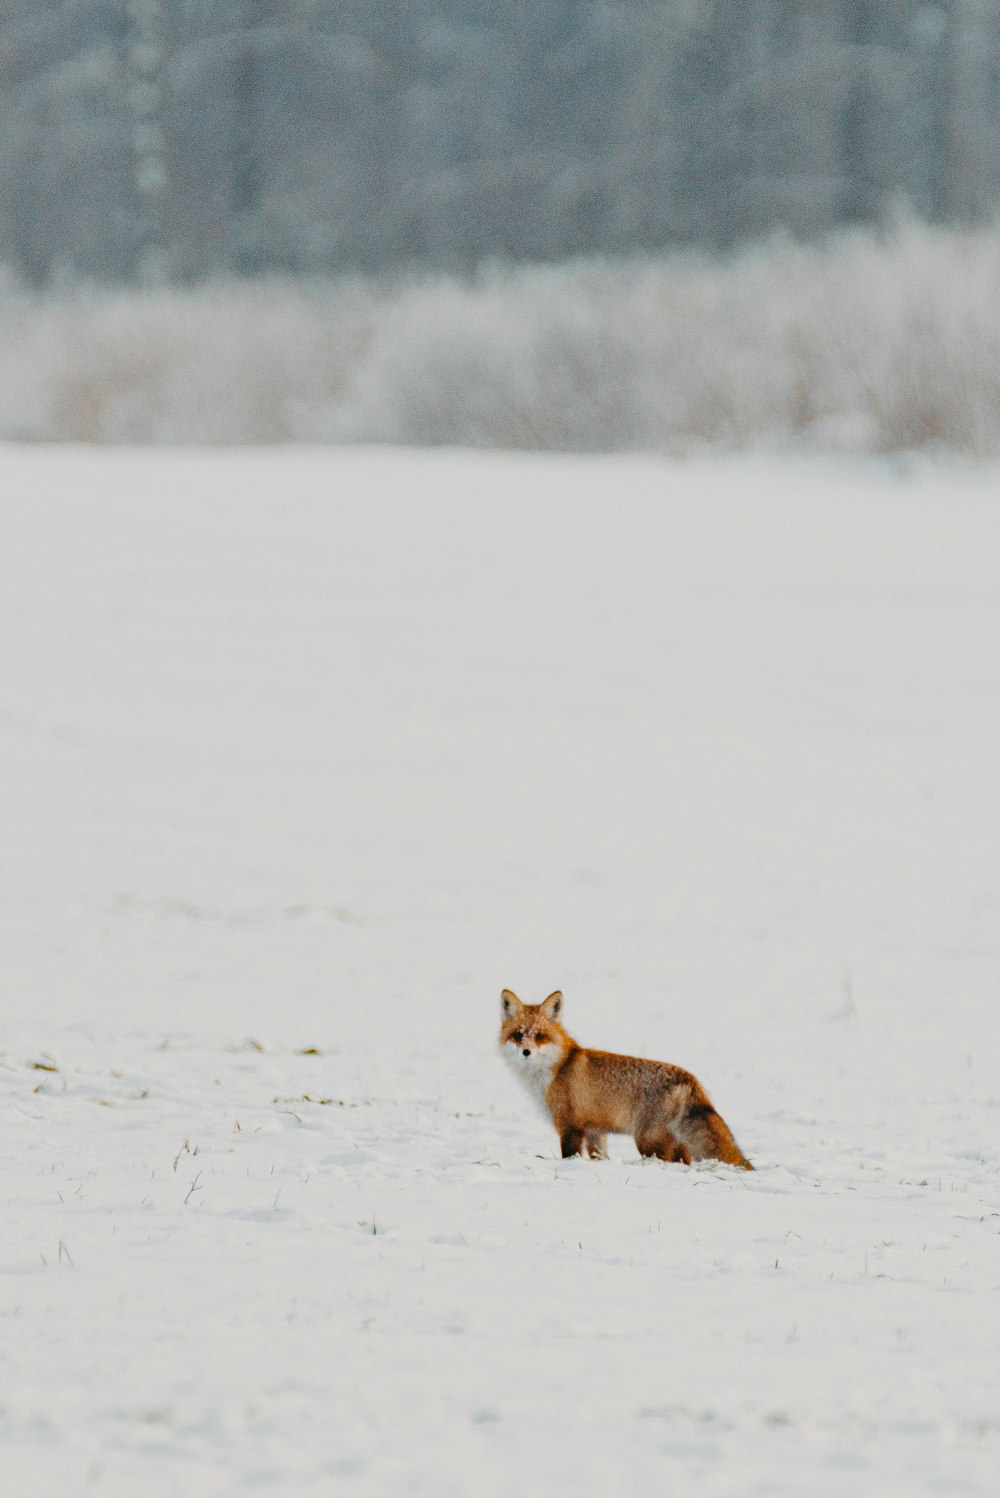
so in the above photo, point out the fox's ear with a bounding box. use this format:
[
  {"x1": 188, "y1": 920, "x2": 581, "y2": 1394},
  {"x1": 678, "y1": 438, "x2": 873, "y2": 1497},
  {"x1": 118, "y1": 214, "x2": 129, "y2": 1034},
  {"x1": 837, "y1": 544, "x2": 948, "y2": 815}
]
[
  {"x1": 500, "y1": 989, "x2": 522, "y2": 1018},
  {"x1": 540, "y1": 990, "x2": 563, "y2": 1020}
]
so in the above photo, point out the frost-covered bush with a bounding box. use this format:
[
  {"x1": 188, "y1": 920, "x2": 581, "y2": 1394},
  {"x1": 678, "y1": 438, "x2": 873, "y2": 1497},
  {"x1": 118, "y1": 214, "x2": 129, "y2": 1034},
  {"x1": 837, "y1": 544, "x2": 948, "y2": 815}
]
[{"x1": 2, "y1": 220, "x2": 1000, "y2": 453}]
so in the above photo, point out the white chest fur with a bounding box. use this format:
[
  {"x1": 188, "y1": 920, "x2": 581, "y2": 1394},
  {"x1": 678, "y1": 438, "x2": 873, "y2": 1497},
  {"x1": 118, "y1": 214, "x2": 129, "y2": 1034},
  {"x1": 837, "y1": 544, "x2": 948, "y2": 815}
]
[{"x1": 501, "y1": 1042, "x2": 560, "y2": 1119}]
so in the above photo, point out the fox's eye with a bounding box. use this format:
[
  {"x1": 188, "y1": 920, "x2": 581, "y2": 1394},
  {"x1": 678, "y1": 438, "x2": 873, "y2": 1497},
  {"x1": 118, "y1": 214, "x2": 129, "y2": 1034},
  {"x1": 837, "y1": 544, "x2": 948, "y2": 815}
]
[
  {"x1": 511, "y1": 1030, "x2": 524, "y2": 1043},
  {"x1": 535, "y1": 1034, "x2": 549, "y2": 1045}
]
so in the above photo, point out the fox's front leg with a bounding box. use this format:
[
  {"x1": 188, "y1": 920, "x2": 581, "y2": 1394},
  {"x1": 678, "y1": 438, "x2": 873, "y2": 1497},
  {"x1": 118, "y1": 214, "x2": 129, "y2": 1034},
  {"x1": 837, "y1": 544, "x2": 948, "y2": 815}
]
[
  {"x1": 557, "y1": 1126, "x2": 606, "y2": 1159},
  {"x1": 559, "y1": 1126, "x2": 584, "y2": 1157}
]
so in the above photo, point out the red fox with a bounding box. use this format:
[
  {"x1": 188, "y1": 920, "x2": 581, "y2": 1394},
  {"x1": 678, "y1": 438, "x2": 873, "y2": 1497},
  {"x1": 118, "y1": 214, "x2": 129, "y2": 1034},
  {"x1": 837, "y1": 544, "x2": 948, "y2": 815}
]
[{"x1": 498, "y1": 989, "x2": 752, "y2": 1168}]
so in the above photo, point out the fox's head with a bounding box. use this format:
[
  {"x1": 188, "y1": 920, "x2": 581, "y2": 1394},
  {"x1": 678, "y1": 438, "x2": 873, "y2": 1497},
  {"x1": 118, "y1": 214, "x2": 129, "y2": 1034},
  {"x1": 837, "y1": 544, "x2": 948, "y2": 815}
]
[{"x1": 498, "y1": 989, "x2": 570, "y2": 1088}]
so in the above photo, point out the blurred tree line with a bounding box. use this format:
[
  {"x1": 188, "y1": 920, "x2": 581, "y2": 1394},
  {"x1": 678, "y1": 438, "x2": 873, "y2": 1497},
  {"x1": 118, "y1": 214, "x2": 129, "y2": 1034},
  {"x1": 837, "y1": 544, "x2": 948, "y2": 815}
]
[{"x1": 1, "y1": 0, "x2": 998, "y2": 285}]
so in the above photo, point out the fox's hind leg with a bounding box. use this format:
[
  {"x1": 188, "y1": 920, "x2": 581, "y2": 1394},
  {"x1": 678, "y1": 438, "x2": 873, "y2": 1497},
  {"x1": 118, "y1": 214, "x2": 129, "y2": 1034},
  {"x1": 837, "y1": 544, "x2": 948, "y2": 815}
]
[
  {"x1": 585, "y1": 1129, "x2": 608, "y2": 1160},
  {"x1": 634, "y1": 1114, "x2": 691, "y2": 1163},
  {"x1": 559, "y1": 1126, "x2": 585, "y2": 1157}
]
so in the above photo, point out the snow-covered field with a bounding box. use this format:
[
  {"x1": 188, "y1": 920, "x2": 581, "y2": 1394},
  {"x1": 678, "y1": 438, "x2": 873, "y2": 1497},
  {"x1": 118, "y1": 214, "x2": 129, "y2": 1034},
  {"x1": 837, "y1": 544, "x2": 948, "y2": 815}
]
[{"x1": 2, "y1": 444, "x2": 999, "y2": 1496}]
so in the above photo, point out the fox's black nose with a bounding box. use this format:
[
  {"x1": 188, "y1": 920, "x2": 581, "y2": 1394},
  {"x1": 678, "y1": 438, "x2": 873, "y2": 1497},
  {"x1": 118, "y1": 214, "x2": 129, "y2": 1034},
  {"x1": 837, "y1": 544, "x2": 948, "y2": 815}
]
[{"x1": 522, "y1": 1048, "x2": 531, "y2": 1058}]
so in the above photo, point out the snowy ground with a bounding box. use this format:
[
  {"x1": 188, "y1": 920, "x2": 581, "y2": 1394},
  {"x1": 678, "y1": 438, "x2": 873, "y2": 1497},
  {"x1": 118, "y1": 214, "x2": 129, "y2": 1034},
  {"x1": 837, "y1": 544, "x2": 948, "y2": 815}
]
[{"x1": 2, "y1": 444, "x2": 999, "y2": 1496}]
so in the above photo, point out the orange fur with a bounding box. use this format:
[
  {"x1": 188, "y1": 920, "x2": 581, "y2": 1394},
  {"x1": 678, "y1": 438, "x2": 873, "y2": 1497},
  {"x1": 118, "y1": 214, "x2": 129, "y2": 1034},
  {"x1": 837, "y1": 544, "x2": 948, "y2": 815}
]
[{"x1": 498, "y1": 988, "x2": 752, "y2": 1169}]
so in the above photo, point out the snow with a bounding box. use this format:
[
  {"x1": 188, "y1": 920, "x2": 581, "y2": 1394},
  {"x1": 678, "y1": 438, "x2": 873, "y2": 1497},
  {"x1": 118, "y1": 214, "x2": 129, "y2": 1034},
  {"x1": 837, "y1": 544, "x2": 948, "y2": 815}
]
[{"x1": 2, "y1": 443, "x2": 999, "y2": 1496}]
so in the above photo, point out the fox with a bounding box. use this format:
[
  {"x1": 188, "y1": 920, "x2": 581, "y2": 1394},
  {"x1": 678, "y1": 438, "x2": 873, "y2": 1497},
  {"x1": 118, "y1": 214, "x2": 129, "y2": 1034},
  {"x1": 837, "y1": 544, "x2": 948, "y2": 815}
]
[{"x1": 498, "y1": 988, "x2": 752, "y2": 1168}]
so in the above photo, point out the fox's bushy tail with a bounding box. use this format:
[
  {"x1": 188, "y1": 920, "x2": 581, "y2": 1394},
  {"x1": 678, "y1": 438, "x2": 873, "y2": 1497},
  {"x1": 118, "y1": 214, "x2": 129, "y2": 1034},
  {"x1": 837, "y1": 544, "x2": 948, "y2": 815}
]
[{"x1": 679, "y1": 1099, "x2": 753, "y2": 1170}]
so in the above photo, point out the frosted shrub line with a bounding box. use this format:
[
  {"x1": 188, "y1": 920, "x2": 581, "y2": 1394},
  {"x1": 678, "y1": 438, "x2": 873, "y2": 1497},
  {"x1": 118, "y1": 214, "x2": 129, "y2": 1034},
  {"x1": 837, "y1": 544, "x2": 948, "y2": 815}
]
[{"x1": 2, "y1": 220, "x2": 1000, "y2": 453}]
